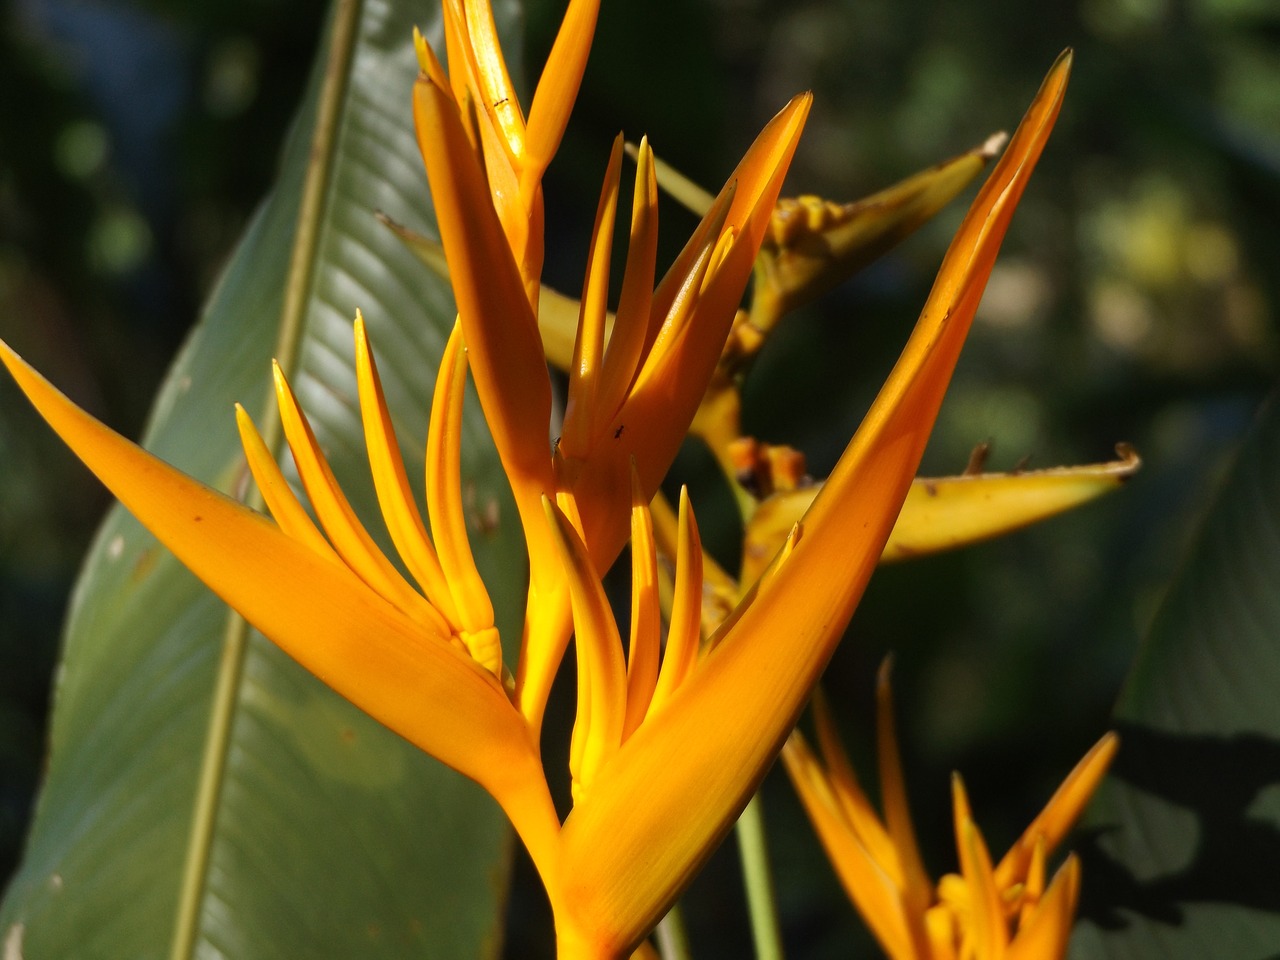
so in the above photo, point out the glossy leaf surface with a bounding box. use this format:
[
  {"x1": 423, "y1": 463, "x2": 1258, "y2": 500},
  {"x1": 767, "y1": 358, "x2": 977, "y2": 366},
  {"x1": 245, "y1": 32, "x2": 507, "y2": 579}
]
[
  {"x1": 0, "y1": 2, "x2": 525, "y2": 957},
  {"x1": 1073, "y1": 396, "x2": 1280, "y2": 959}
]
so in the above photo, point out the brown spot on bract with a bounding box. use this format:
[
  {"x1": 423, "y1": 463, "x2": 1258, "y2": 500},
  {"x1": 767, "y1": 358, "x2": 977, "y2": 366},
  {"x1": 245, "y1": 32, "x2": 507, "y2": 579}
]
[{"x1": 340, "y1": 728, "x2": 356, "y2": 744}]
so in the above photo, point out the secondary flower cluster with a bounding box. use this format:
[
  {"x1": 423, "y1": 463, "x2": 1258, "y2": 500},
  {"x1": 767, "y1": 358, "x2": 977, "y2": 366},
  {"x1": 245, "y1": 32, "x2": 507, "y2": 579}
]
[{"x1": 784, "y1": 671, "x2": 1117, "y2": 960}]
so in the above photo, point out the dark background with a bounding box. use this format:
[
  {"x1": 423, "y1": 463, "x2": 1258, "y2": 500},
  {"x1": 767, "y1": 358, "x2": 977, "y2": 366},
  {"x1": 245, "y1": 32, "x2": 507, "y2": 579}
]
[{"x1": 2, "y1": 0, "x2": 1278, "y2": 956}]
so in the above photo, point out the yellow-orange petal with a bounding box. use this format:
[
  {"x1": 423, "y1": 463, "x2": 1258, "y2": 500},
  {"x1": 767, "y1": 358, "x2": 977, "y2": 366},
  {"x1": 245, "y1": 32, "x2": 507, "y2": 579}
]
[
  {"x1": 473, "y1": 93, "x2": 531, "y2": 269},
  {"x1": 646, "y1": 488, "x2": 703, "y2": 716},
  {"x1": 543, "y1": 497, "x2": 626, "y2": 799},
  {"x1": 809, "y1": 690, "x2": 899, "y2": 879},
  {"x1": 637, "y1": 184, "x2": 735, "y2": 384},
  {"x1": 1005, "y1": 856, "x2": 1081, "y2": 960},
  {"x1": 925, "y1": 902, "x2": 961, "y2": 960},
  {"x1": 272, "y1": 361, "x2": 452, "y2": 639},
  {"x1": 413, "y1": 26, "x2": 450, "y2": 92},
  {"x1": 595, "y1": 137, "x2": 659, "y2": 426},
  {"x1": 461, "y1": 0, "x2": 526, "y2": 163},
  {"x1": 645, "y1": 89, "x2": 810, "y2": 363},
  {"x1": 781, "y1": 733, "x2": 917, "y2": 960},
  {"x1": 0, "y1": 340, "x2": 541, "y2": 798},
  {"x1": 562, "y1": 135, "x2": 624, "y2": 460},
  {"x1": 353, "y1": 314, "x2": 460, "y2": 629},
  {"x1": 838, "y1": 52, "x2": 1071, "y2": 532},
  {"x1": 648, "y1": 489, "x2": 738, "y2": 640},
  {"x1": 876, "y1": 661, "x2": 934, "y2": 915},
  {"x1": 883, "y1": 448, "x2": 1140, "y2": 562},
  {"x1": 512, "y1": 561, "x2": 576, "y2": 737},
  {"x1": 572, "y1": 95, "x2": 810, "y2": 568},
  {"x1": 564, "y1": 182, "x2": 731, "y2": 566},
  {"x1": 623, "y1": 469, "x2": 660, "y2": 739},
  {"x1": 440, "y1": 0, "x2": 476, "y2": 138},
  {"x1": 1019, "y1": 837, "x2": 1048, "y2": 926},
  {"x1": 377, "y1": 211, "x2": 587, "y2": 384},
  {"x1": 235, "y1": 403, "x2": 337, "y2": 561},
  {"x1": 638, "y1": 143, "x2": 715, "y2": 217},
  {"x1": 951, "y1": 773, "x2": 975, "y2": 853},
  {"x1": 426, "y1": 320, "x2": 496, "y2": 638},
  {"x1": 745, "y1": 446, "x2": 1138, "y2": 576},
  {"x1": 957, "y1": 819, "x2": 1009, "y2": 960},
  {"x1": 649, "y1": 94, "x2": 811, "y2": 329},
  {"x1": 521, "y1": 0, "x2": 600, "y2": 198},
  {"x1": 412, "y1": 73, "x2": 557, "y2": 570},
  {"x1": 995, "y1": 732, "x2": 1118, "y2": 889}
]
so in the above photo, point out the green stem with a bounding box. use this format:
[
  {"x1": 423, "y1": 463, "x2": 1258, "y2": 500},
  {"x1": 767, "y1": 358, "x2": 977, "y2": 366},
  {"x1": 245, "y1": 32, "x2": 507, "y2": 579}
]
[
  {"x1": 167, "y1": 1, "x2": 362, "y2": 956},
  {"x1": 655, "y1": 903, "x2": 694, "y2": 960},
  {"x1": 736, "y1": 793, "x2": 785, "y2": 960}
]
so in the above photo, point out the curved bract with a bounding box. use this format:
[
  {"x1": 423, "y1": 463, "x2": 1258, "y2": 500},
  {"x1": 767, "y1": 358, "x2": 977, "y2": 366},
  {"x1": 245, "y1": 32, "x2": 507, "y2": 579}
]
[
  {"x1": 739, "y1": 444, "x2": 1142, "y2": 584},
  {"x1": 0, "y1": 3, "x2": 1075, "y2": 955}
]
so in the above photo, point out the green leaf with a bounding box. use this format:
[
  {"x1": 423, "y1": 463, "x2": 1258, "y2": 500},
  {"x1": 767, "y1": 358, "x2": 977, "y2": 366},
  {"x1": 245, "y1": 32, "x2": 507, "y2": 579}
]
[
  {"x1": 0, "y1": 1, "x2": 527, "y2": 957},
  {"x1": 1072, "y1": 396, "x2": 1280, "y2": 959}
]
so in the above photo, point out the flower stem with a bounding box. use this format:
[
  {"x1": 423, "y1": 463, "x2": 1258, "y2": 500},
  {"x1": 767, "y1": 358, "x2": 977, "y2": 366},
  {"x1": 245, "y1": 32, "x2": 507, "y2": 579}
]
[
  {"x1": 168, "y1": 1, "x2": 363, "y2": 957},
  {"x1": 655, "y1": 903, "x2": 693, "y2": 960},
  {"x1": 736, "y1": 793, "x2": 785, "y2": 960}
]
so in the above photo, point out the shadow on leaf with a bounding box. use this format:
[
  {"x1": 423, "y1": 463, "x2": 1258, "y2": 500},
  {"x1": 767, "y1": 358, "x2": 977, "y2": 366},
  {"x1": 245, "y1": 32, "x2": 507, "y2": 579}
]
[{"x1": 1078, "y1": 721, "x2": 1280, "y2": 931}]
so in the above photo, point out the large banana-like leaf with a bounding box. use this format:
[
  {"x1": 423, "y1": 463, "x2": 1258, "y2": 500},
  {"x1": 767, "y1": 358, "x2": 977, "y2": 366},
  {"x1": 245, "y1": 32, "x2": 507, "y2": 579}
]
[
  {"x1": 1072, "y1": 396, "x2": 1280, "y2": 959},
  {"x1": 0, "y1": 1, "x2": 526, "y2": 957}
]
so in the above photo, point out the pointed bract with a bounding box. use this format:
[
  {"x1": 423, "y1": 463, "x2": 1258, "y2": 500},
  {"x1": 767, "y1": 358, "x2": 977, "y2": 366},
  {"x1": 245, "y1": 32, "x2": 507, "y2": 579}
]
[
  {"x1": 571, "y1": 94, "x2": 812, "y2": 569},
  {"x1": 0, "y1": 341, "x2": 534, "y2": 797},
  {"x1": 412, "y1": 73, "x2": 556, "y2": 553}
]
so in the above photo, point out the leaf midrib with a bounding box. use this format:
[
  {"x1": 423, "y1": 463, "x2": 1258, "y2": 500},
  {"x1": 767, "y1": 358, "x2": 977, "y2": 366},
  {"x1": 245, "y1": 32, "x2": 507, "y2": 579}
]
[{"x1": 167, "y1": 1, "x2": 364, "y2": 956}]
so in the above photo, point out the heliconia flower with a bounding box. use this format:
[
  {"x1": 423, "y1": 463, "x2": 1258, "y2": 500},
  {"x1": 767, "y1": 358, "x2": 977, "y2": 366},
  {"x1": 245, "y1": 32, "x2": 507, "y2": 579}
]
[
  {"x1": 783, "y1": 669, "x2": 1118, "y2": 960},
  {"x1": 410, "y1": 2, "x2": 811, "y2": 732},
  {"x1": 384, "y1": 123, "x2": 1013, "y2": 488},
  {"x1": 0, "y1": 7, "x2": 1074, "y2": 955},
  {"x1": 525, "y1": 135, "x2": 1012, "y2": 476}
]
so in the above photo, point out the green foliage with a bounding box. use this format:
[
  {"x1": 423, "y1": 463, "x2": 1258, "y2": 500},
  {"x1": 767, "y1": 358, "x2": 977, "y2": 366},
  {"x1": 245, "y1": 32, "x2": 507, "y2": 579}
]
[
  {"x1": 1074, "y1": 396, "x2": 1280, "y2": 959},
  {"x1": 0, "y1": 2, "x2": 525, "y2": 958}
]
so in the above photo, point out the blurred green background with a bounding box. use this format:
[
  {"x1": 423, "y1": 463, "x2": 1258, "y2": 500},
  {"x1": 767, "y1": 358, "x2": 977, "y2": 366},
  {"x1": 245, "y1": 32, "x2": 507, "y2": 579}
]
[{"x1": 1, "y1": 0, "x2": 1277, "y2": 956}]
